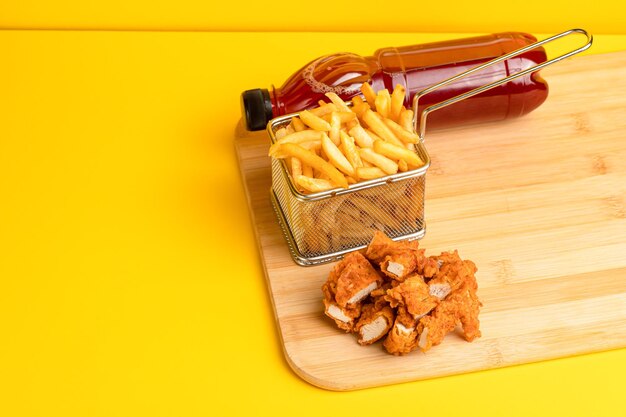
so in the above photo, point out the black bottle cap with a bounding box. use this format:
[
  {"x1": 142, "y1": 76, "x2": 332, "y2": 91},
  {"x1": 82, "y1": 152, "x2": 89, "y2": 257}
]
[{"x1": 241, "y1": 88, "x2": 273, "y2": 131}]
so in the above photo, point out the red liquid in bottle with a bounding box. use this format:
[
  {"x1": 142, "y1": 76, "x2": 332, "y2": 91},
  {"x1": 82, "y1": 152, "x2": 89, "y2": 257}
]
[{"x1": 241, "y1": 33, "x2": 548, "y2": 131}]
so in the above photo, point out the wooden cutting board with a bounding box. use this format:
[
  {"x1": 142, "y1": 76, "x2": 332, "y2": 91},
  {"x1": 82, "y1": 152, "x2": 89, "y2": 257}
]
[{"x1": 235, "y1": 51, "x2": 626, "y2": 391}]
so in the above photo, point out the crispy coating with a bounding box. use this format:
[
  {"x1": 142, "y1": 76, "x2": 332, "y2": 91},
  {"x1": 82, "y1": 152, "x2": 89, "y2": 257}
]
[
  {"x1": 355, "y1": 303, "x2": 395, "y2": 345},
  {"x1": 322, "y1": 232, "x2": 481, "y2": 354},
  {"x1": 381, "y1": 250, "x2": 419, "y2": 280},
  {"x1": 427, "y1": 252, "x2": 477, "y2": 299},
  {"x1": 385, "y1": 274, "x2": 439, "y2": 319},
  {"x1": 383, "y1": 307, "x2": 419, "y2": 355},
  {"x1": 417, "y1": 264, "x2": 482, "y2": 351},
  {"x1": 322, "y1": 298, "x2": 362, "y2": 332},
  {"x1": 364, "y1": 231, "x2": 419, "y2": 265},
  {"x1": 421, "y1": 255, "x2": 440, "y2": 279},
  {"x1": 449, "y1": 280, "x2": 482, "y2": 341},
  {"x1": 326, "y1": 251, "x2": 382, "y2": 308},
  {"x1": 370, "y1": 281, "x2": 393, "y2": 309}
]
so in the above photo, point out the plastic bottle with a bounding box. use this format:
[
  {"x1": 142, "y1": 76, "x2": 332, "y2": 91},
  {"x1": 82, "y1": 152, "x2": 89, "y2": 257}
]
[{"x1": 241, "y1": 32, "x2": 548, "y2": 131}]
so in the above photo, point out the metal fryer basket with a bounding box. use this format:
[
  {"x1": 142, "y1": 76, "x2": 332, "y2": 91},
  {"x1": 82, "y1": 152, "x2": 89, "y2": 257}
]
[{"x1": 268, "y1": 113, "x2": 430, "y2": 266}]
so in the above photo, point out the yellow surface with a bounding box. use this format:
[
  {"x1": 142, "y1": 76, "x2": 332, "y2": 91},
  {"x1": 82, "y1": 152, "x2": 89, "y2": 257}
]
[
  {"x1": 0, "y1": 0, "x2": 625, "y2": 33},
  {"x1": 1, "y1": 30, "x2": 626, "y2": 416}
]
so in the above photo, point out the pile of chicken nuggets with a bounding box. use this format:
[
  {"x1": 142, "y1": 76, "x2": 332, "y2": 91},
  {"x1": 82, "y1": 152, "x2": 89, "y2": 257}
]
[{"x1": 322, "y1": 231, "x2": 482, "y2": 355}]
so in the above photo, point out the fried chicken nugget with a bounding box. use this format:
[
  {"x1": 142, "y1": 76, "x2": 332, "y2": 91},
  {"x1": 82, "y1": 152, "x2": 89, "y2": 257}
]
[
  {"x1": 381, "y1": 250, "x2": 419, "y2": 281},
  {"x1": 383, "y1": 306, "x2": 420, "y2": 355},
  {"x1": 322, "y1": 282, "x2": 362, "y2": 332},
  {"x1": 450, "y1": 278, "x2": 482, "y2": 341},
  {"x1": 385, "y1": 274, "x2": 439, "y2": 320},
  {"x1": 417, "y1": 265, "x2": 482, "y2": 351},
  {"x1": 355, "y1": 303, "x2": 395, "y2": 345},
  {"x1": 322, "y1": 251, "x2": 385, "y2": 333},
  {"x1": 324, "y1": 251, "x2": 382, "y2": 308},
  {"x1": 420, "y1": 255, "x2": 440, "y2": 279},
  {"x1": 364, "y1": 231, "x2": 419, "y2": 265},
  {"x1": 416, "y1": 302, "x2": 458, "y2": 352},
  {"x1": 428, "y1": 255, "x2": 478, "y2": 300}
]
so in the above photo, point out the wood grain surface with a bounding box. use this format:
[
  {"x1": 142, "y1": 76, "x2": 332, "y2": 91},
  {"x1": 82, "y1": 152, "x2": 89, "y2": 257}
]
[{"x1": 234, "y1": 51, "x2": 626, "y2": 391}]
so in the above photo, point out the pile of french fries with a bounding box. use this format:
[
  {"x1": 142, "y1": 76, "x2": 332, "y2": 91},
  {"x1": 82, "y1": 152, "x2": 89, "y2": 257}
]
[{"x1": 269, "y1": 83, "x2": 424, "y2": 194}]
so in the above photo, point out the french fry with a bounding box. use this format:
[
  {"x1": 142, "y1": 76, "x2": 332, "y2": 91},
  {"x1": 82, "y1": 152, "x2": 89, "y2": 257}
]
[
  {"x1": 359, "y1": 147, "x2": 398, "y2": 175},
  {"x1": 329, "y1": 112, "x2": 341, "y2": 145},
  {"x1": 299, "y1": 140, "x2": 322, "y2": 151},
  {"x1": 352, "y1": 101, "x2": 371, "y2": 118},
  {"x1": 275, "y1": 127, "x2": 288, "y2": 140},
  {"x1": 340, "y1": 131, "x2": 363, "y2": 170},
  {"x1": 346, "y1": 118, "x2": 359, "y2": 130},
  {"x1": 295, "y1": 175, "x2": 335, "y2": 193},
  {"x1": 399, "y1": 109, "x2": 418, "y2": 151},
  {"x1": 268, "y1": 130, "x2": 323, "y2": 157},
  {"x1": 365, "y1": 128, "x2": 383, "y2": 143},
  {"x1": 325, "y1": 92, "x2": 352, "y2": 112},
  {"x1": 300, "y1": 110, "x2": 332, "y2": 131},
  {"x1": 362, "y1": 109, "x2": 404, "y2": 147},
  {"x1": 373, "y1": 139, "x2": 423, "y2": 167},
  {"x1": 383, "y1": 118, "x2": 420, "y2": 144},
  {"x1": 272, "y1": 140, "x2": 321, "y2": 159},
  {"x1": 322, "y1": 133, "x2": 355, "y2": 176},
  {"x1": 361, "y1": 82, "x2": 377, "y2": 109},
  {"x1": 399, "y1": 108, "x2": 414, "y2": 132},
  {"x1": 302, "y1": 162, "x2": 313, "y2": 177},
  {"x1": 375, "y1": 89, "x2": 391, "y2": 119},
  {"x1": 280, "y1": 143, "x2": 348, "y2": 188},
  {"x1": 398, "y1": 159, "x2": 409, "y2": 172},
  {"x1": 356, "y1": 166, "x2": 387, "y2": 180},
  {"x1": 317, "y1": 172, "x2": 332, "y2": 181},
  {"x1": 335, "y1": 111, "x2": 357, "y2": 123},
  {"x1": 310, "y1": 103, "x2": 339, "y2": 117},
  {"x1": 291, "y1": 157, "x2": 303, "y2": 178},
  {"x1": 349, "y1": 125, "x2": 375, "y2": 148},
  {"x1": 352, "y1": 95, "x2": 365, "y2": 107},
  {"x1": 390, "y1": 84, "x2": 406, "y2": 122},
  {"x1": 291, "y1": 117, "x2": 306, "y2": 132}
]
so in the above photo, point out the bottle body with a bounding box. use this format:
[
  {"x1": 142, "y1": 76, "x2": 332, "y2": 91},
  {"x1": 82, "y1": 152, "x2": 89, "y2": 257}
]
[{"x1": 241, "y1": 33, "x2": 548, "y2": 131}]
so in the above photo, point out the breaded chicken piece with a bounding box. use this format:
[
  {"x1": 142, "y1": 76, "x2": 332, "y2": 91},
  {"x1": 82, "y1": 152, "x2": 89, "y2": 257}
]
[
  {"x1": 417, "y1": 265, "x2": 482, "y2": 351},
  {"x1": 322, "y1": 277, "x2": 362, "y2": 332},
  {"x1": 383, "y1": 306, "x2": 419, "y2": 355},
  {"x1": 364, "y1": 231, "x2": 396, "y2": 264},
  {"x1": 322, "y1": 298, "x2": 362, "y2": 332},
  {"x1": 355, "y1": 303, "x2": 395, "y2": 345},
  {"x1": 416, "y1": 302, "x2": 458, "y2": 352},
  {"x1": 381, "y1": 250, "x2": 419, "y2": 281},
  {"x1": 420, "y1": 255, "x2": 440, "y2": 279},
  {"x1": 428, "y1": 253, "x2": 478, "y2": 300},
  {"x1": 365, "y1": 231, "x2": 419, "y2": 264},
  {"x1": 385, "y1": 274, "x2": 439, "y2": 320},
  {"x1": 370, "y1": 281, "x2": 393, "y2": 309},
  {"x1": 449, "y1": 279, "x2": 482, "y2": 341},
  {"x1": 323, "y1": 251, "x2": 382, "y2": 308}
]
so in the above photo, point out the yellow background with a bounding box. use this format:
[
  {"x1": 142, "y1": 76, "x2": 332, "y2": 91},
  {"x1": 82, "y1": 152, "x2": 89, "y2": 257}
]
[
  {"x1": 1, "y1": 4, "x2": 626, "y2": 417},
  {"x1": 0, "y1": 0, "x2": 624, "y2": 33}
]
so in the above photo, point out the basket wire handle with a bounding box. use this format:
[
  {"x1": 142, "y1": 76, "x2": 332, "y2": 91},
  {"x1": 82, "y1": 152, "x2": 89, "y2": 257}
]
[{"x1": 412, "y1": 28, "x2": 593, "y2": 141}]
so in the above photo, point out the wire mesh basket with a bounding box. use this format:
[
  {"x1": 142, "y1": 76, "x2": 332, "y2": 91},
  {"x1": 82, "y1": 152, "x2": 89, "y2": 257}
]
[{"x1": 268, "y1": 115, "x2": 430, "y2": 266}]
